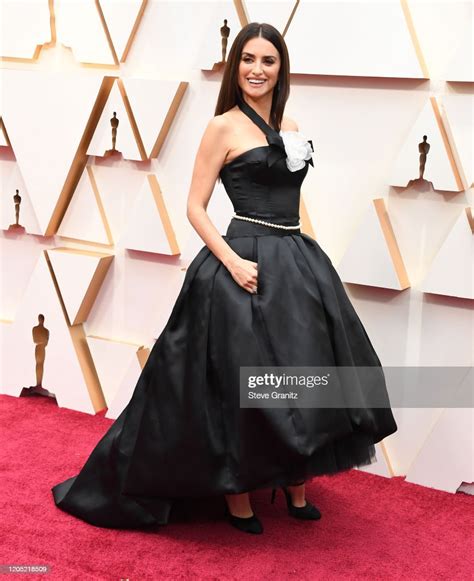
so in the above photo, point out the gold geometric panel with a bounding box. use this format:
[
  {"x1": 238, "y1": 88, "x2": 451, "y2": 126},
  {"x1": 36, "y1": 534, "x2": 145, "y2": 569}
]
[
  {"x1": 0, "y1": 1, "x2": 51, "y2": 60},
  {"x1": 98, "y1": 0, "x2": 148, "y2": 63},
  {"x1": 57, "y1": 166, "x2": 113, "y2": 245},
  {"x1": 337, "y1": 198, "x2": 410, "y2": 290},
  {"x1": 420, "y1": 208, "x2": 474, "y2": 300},
  {"x1": 284, "y1": 0, "x2": 427, "y2": 78},
  {"x1": 87, "y1": 80, "x2": 144, "y2": 160},
  {"x1": 389, "y1": 97, "x2": 466, "y2": 192},
  {"x1": 0, "y1": 251, "x2": 105, "y2": 414},
  {"x1": 2, "y1": 70, "x2": 114, "y2": 236},
  {"x1": 244, "y1": 1, "x2": 299, "y2": 35},
  {"x1": 48, "y1": 247, "x2": 114, "y2": 325},
  {"x1": 55, "y1": 0, "x2": 115, "y2": 65},
  {"x1": 120, "y1": 175, "x2": 180, "y2": 255},
  {"x1": 104, "y1": 345, "x2": 149, "y2": 419},
  {"x1": 87, "y1": 336, "x2": 147, "y2": 418},
  {"x1": 444, "y1": 6, "x2": 474, "y2": 82},
  {"x1": 121, "y1": 79, "x2": 188, "y2": 158}
]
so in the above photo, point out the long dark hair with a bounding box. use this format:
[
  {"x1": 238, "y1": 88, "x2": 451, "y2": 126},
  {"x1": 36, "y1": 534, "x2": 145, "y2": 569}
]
[{"x1": 214, "y1": 22, "x2": 290, "y2": 131}]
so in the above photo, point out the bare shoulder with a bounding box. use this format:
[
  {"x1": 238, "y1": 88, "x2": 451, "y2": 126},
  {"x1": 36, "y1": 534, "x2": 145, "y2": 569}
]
[{"x1": 281, "y1": 115, "x2": 299, "y2": 132}]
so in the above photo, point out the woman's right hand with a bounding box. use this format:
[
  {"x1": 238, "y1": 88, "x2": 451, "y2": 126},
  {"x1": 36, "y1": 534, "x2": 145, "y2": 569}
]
[{"x1": 226, "y1": 256, "x2": 258, "y2": 294}]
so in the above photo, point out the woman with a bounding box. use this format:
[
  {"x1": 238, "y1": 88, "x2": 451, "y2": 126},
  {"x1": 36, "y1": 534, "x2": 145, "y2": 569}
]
[{"x1": 52, "y1": 22, "x2": 397, "y2": 535}]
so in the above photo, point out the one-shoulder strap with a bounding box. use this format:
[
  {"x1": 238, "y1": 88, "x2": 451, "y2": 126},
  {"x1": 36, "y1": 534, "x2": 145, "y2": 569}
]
[
  {"x1": 236, "y1": 91, "x2": 278, "y2": 137},
  {"x1": 235, "y1": 91, "x2": 287, "y2": 167}
]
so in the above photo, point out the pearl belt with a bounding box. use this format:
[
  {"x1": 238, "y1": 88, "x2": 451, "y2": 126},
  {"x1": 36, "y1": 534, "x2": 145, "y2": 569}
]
[{"x1": 233, "y1": 213, "x2": 301, "y2": 230}]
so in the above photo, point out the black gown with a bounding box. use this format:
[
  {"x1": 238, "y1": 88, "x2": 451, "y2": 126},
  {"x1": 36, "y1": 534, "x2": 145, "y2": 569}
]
[{"x1": 51, "y1": 97, "x2": 397, "y2": 529}]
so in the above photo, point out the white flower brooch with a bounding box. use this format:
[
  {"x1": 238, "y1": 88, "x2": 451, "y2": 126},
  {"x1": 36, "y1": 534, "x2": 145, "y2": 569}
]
[{"x1": 279, "y1": 131, "x2": 314, "y2": 172}]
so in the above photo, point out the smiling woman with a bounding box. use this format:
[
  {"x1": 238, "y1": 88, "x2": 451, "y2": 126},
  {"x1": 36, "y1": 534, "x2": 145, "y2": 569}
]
[{"x1": 51, "y1": 22, "x2": 397, "y2": 538}]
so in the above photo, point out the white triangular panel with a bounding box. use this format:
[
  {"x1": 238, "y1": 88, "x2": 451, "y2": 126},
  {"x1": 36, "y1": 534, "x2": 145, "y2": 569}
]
[
  {"x1": 120, "y1": 176, "x2": 178, "y2": 255},
  {"x1": 90, "y1": 163, "x2": 145, "y2": 242},
  {"x1": 88, "y1": 336, "x2": 142, "y2": 411},
  {"x1": 420, "y1": 209, "x2": 474, "y2": 300},
  {"x1": 0, "y1": 252, "x2": 95, "y2": 414},
  {"x1": 337, "y1": 202, "x2": 403, "y2": 290},
  {"x1": 444, "y1": 8, "x2": 474, "y2": 82},
  {"x1": 443, "y1": 94, "x2": 474, "y2": 188},
  {"x1": 48, "y1": 248, "x2": 113, "y2": 325},
  {"x1": 57, "y1": 167, "x2": 111, "y2": 244},
  {"x1": 1, "y1": 70, "x2": 105, "y2": 235},
  {"x1": 389, "y1": 98, "x2": 461, "y2": 192},
  {"x1": 121, "y1": 78, "x2": 183, "y2": 158},
  {"x1": 99, "y1": 0, "x2": 146, "y2": 61},
  {"x1": 56, "y1": 0, "x2": 115, "y2": 65},
  {"x1": 243, "y1": 1, "x2": 297, "y2": 36},
  {"x1": 0, "y1": 0, "x2": 51, "y2": 59},
  {"x1": 105, "y1": 350, "x2": 146, "y2": 419},
  {"x1": 0, "y1": 163, "x2": 41, "y2": 235},
  {"x1": 285, "y1": 1, "x2": 424, "y2": 78},
  {"x1": 87, "y1": 82, "x2": 143, "y2": 160},
  {"x1": 406, "y1": 408, "x2": 474, "y2": 493}
]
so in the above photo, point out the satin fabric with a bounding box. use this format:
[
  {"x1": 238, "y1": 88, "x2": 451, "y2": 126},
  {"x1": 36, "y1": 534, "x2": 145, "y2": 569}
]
[{"x1": 51, "y1": 104, "x2": 397, "y2": 530}]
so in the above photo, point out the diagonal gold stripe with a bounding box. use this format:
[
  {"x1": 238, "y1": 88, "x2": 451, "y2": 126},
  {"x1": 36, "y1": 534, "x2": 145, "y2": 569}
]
[
  {"x1": 373, "y1": 198, "x2": 410, "y2": 289},
  {"x1": 87, "y1": 166, "x2": 114, "y2": 245},
  {"x1": 117, "y1": 78, "x2": 148, "y2": 160},
  {"x1": 148, "y1": 174, "x2": 180, "y2": 255},
  {"x1": 400, "y1": 0, "x2": 429, "y2": 78},
  {"x1": 121, "y1": 0, "x2": 149, "y2": 62},
  {"x1": 44, "y1": 249, "x2": 107, "y2": 412},
  {"x1": 95, "y1": 0, "x2": 119, "y2": 65},
  {"x1": 431, "y1": 96, "x2": 466, "y2": 191}
]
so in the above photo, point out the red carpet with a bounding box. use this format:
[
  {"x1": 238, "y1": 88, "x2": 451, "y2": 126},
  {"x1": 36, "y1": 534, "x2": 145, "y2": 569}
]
[{"x1": 0, "y1": 393, "x2": 472, "y2": 580}]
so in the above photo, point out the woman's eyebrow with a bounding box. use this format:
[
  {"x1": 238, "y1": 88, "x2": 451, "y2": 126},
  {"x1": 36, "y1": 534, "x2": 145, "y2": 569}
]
[{"x1": 242, "y1": 52, "x2": 276, "y2": 58}]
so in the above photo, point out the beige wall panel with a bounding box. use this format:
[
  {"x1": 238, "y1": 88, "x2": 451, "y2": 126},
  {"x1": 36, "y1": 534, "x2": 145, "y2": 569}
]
[
  {"x1": 408, "y1": 0, "x2": 471, "y2": 80},
  {"x1": 0, "y1": 234, "x2": 52, "y2": 321},
  {"x1": 87, "y1": 81, "x2": 144, "y2": 160},
  {"x1": 406, "y1": 408, "x2": 474, "y2": 493},
  {"x1": 83, "y1": 252, "x2": 186, "y2": 347},
  {"x1": 0, "y1": 1, "x2": 51, "y2": 59},
  {"x1": 0, "y1": 252, "x2": 96, "y2": 413},
  {"x1": 420, "y1": 208, "x2": 474, "y2": 300},
  {"x1": 121, "y1": 78, "x2": 187, "y2": 158},
  {"x1": 57, "y1": 167, "x2": 112, "y2": 244},
  {"x1": 443, "y1": 94, "x2": 474, "y2": 188},
  {"x1": 1, "y1": 70, "x2": 109, "y2": 235},
  {"x1": 119, "y1": 175, "x2": 179, "y2": 255},
  {"x1": 87, "y1": 336, "x2": 143, "y2": 410},
  {"x1": 284, "y1": 0, "x2": 424, "y2": 78},
  {"x1": 389, "y1": 97, "x2": 465, "y2": 192},
  {"x1": 48, "y1": 248, "x2": 114, "y2": 325},
  {"x1": 357, "y1": 442, "x2": 394, "y2": 478},
  {"x1": 337, "y1": 199, "x2": 410, "y2": 290},
  {"x1": 89, "y1": 162, "x2": 146, "y2": 242},
  {"x1": 0, "y1": 120, "x2": 10, "y2": 147},
  {"x1": 99, "y1": 0, "x2": 148, "y2": 63},
  {"x1": 443, "y1": 5, "x2": 473, "y2": 82},
  {"x1": 55, "y1": 0, "x2": 115, "y2": 65},
  {"x1": 104, "y1": 347, "x2": 148, "y2": 419}
]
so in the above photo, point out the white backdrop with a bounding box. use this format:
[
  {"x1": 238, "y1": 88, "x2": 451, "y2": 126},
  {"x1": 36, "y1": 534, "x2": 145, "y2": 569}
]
[{"x1": 0, "y1": 0, "x2": 472, "y2": 494}]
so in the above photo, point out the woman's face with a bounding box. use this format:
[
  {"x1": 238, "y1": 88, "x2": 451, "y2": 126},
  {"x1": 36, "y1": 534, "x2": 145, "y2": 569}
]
[{"x1": 238, "y1": 36, "x2": 281, "y2": 101}]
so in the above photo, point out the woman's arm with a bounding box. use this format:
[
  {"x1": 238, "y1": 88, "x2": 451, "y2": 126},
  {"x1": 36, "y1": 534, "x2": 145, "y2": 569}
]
[{"x1": 186, "y1": 115, "x2": 258, "y2": 294}]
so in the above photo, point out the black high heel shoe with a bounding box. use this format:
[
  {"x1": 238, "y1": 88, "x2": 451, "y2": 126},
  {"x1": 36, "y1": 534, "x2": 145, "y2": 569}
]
[
  {"x1": 270, "y1": 482, "x2": 321, "y2": 520},
  {"x1": 224, "y1": 505, "x2": 263, "y2": 534}
]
